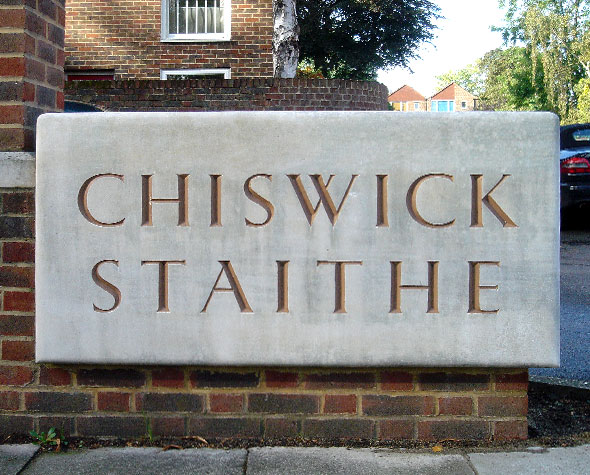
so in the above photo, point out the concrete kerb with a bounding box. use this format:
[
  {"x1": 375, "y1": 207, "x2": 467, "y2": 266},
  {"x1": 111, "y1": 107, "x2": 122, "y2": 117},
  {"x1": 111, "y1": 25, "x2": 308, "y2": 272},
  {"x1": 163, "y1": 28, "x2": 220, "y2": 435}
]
[{"x1": 3, "y1": 444, "x2": 590, "y2": 475}]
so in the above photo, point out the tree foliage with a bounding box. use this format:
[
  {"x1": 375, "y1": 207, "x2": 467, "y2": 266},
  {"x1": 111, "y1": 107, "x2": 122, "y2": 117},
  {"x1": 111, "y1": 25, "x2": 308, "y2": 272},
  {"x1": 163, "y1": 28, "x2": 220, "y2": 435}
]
[
  {"x1": 297, "y1": 0, "x2": 441, "y2": 80},
  {"x1": 495, "y1": 0, "x2": 590, "y2": 121},
  {"x1": 435, "y1": 47, "x2": 548, "y2": 112},
  {"x1": 436, "y1": 63, "x2": 483, "y2": 96},
  {"x1": 478, "y1": 47, "x2": 548, "y2": 110}
]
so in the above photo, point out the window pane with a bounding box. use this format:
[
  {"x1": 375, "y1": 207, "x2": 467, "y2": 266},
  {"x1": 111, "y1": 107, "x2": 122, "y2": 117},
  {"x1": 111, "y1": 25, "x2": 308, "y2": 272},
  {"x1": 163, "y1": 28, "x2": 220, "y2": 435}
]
[
  {"x1": 178, "y1": 0, "x2": 187, "y2": 33},
  {"x1": 187, "y1": 0, "x2": 196, "y2": 33},
  {"x1": 437, "y1": 101, "x2": 448, "y2": 112},
  {"x1": 197, "y1": 0, "x2": 205, "y2": 33},
  {"x1": 169, "y1": 0, "x2": 225, "y2": 35},
  {"x1": 217, "y1": 6, "x2": 224, "y2": 32},
  {"x1": 169, "y1": 0, "x2": 178, "y2": 33},
  {"x1": 217, "y1": 0, "x2": 224, "y2": 33},
  {"x1": 449, "y1": 101, "x2": 454, "y2": 111}
]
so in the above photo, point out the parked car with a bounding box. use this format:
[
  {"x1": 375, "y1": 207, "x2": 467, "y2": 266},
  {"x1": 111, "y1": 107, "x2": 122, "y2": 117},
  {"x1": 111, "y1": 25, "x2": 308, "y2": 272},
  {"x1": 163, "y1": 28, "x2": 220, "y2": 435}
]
[{"x1": 560, "y1": 123, "x2": 590, "y2": 213}]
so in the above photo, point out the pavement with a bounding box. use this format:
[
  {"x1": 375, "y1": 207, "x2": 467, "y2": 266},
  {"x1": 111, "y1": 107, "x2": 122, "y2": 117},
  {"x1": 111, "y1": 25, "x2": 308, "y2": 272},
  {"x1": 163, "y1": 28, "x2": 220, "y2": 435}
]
[{"x1": 1, "y1": 444, "x2": 590, "y2": 474}]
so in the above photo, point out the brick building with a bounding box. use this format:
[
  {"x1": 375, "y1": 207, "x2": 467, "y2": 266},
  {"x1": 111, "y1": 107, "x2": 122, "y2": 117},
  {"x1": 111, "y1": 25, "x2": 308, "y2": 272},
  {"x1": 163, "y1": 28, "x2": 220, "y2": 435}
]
[
  {"x1": 387, "y1": 85, "x2": 427, "y2": 112},
  {"x1": 65, "y1": 0, "x2": 274, "y2": 80},
  {"x1": 428, "y1": 82, "x2": 477, "y2": 112},
  {"x1": 388, "y1": 83, "x2": 477, "y2": 113}
]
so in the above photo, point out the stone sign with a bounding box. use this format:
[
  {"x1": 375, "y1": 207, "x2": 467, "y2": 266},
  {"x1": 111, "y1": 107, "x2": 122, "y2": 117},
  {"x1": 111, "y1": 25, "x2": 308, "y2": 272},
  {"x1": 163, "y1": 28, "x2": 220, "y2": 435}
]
[{"x1": 36, "y1": 111, "x2": 559, "y2": 366}]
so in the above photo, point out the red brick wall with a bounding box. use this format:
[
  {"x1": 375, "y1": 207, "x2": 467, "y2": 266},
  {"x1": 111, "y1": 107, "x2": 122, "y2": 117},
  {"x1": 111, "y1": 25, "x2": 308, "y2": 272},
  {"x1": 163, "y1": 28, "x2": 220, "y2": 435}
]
[
  {"x1": 0, "y1": 0, "x2": 65, "y2": 151},
  {"x1": 65, "y1": 0, "x2": 273, "y2": 79},
  {"x1": 0, "y1": 189, "x2": 528, "y2": 441},
  {"x1": 65, "y1": 78, "x2": 390, "y2": 111}
]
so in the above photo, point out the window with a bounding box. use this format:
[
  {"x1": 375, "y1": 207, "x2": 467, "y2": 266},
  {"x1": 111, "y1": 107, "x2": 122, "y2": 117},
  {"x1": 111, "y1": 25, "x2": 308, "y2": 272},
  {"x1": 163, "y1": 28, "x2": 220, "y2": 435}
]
[
  {"x1": 431, "y1": 100, "x2": 454, "y2": 112},
  {"x1": 162, "y1": 0, "x2": 231, "y2": 41},
  {"x1": 160, "y1": 68, "x2": 231, "y2": 79},
  {"x1": 573, "y1": 129, "x2": 590, "y2": 142},
  {"x1": 413, "y1": 102, "x2": 420, "y2": 111},
  {"x1": 461, "y1": 101, "x2": 467, "y2": 109}
]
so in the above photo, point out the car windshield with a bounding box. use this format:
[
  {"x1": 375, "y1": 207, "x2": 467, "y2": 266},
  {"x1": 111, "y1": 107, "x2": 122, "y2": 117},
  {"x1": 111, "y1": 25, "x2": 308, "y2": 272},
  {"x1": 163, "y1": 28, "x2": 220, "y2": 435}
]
[{"x1": 561, "y1": 124, "x2": 590, "y2": 150}]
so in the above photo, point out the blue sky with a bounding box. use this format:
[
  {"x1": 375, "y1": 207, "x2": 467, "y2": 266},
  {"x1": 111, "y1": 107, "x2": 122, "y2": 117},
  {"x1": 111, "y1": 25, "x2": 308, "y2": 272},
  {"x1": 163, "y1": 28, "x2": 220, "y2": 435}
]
[{"x1": 377, "y1": 0, "x2": 507, "y2": 96}]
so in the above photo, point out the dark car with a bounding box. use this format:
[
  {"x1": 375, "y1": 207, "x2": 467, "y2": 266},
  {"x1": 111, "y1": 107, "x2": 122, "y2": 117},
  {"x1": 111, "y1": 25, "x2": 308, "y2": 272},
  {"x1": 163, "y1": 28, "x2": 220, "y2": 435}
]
[{"x1": 560, "y1": 123, "x2": 590, "y2": 213}]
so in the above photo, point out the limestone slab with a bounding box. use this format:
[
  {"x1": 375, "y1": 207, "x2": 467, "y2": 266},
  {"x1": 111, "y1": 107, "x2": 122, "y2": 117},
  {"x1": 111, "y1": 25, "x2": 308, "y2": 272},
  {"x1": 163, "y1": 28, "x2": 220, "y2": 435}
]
[
  {"x1": 22, "y1": 447, "x2": 246, "y2": 474},
  {"x1": 247, "y1": 447, "x2": 474, "y2": 475},
  {"x1": 35, "y1": 111, "x2": 560, "y2": 366}
]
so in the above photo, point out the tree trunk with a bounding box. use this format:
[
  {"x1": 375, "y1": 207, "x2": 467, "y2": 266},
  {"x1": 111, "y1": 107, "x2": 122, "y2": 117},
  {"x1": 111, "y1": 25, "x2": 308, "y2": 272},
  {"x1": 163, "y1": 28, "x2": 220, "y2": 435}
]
[{"x1": 273, "y1": 0, "x2": 299, "y2": 78}]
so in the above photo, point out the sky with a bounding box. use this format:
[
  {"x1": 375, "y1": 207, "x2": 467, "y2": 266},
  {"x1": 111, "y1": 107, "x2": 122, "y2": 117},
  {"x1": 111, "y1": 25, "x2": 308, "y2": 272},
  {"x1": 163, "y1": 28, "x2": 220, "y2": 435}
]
[{"x1": 377, "y1": 0, "x2": 507, "y2": 97}]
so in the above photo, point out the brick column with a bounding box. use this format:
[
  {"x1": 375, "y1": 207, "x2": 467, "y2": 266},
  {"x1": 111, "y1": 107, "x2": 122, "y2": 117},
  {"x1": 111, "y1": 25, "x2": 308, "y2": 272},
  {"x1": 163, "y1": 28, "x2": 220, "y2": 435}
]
[{"x1": 0, "y1": 0, "x2": 65, "y2": 152}]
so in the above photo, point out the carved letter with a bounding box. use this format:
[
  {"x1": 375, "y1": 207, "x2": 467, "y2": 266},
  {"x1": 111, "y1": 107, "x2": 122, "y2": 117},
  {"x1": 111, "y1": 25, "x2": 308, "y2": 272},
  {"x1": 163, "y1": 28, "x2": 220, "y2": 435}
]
[
  {"x1": 288, "y1": 174, "x2": 358, "y2": 225},
  {"x1": 78, "y1": 174, "x2": 125, "y2": 226},
  {"x1": 317, "y1": 260, "x2": 362, "y2": 313},
  {"x1": 390, "y1": 261, "x2": 439, "y2": 313},
  {"x1": 202, "y1": 261, "x2": 253, "y2": 313},
  {"x1": 277, "y1": 260, "x2": 289, "y2": 313},
  {"x1": 377, "y1": 174, "x2": 389, "y2": 227},
  {"x1": 92, "y1": 260, "x2": 121, "y2": 312},
  {"x1": 244, "y1": 174, "x2": 274, "y2": 227},
  {"x1": 141, "y1": 174, "x2": 189, "y2": 226},
  {"x1": 471, "y1": 175, "x2": 517, "y2": 227},
  {"x1": 468, "y1": 261, "x2": 500, "y2": 314},
  {"x1": 406, "y1": 174, "x2": 455, "y2": 228},
  {"x1": 210, "y1": 174, "x2": 222, "y2": 227},
  {"x1": 141, "y1": 260, "x2": 186, "y2": 312}
]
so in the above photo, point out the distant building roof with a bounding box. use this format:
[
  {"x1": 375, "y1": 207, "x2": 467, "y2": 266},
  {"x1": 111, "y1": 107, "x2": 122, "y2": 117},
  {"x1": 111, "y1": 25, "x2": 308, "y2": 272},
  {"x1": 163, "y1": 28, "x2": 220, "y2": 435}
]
[
  {"x1": 388, "y1": 85, "x2": 426, "y2": 102},
  {"x1": 430, "y1": 82, "x2": 475, "y2": 100}
]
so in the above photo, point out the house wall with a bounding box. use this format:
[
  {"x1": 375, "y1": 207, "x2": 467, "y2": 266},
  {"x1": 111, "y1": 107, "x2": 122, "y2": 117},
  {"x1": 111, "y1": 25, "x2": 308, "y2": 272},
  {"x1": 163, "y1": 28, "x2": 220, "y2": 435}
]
[
  {"x1": 453, "y1": 87, "x2": 476, "y2": 111},
  {"x1": 65, "y1": 0, "x2": 273, "y2": 79},
  {"x1": 0, "y1": 0, "x2": 65, "y2": 151},
  {"x1": 391, "y1": 101, "x2": 427, "y2": 112}
]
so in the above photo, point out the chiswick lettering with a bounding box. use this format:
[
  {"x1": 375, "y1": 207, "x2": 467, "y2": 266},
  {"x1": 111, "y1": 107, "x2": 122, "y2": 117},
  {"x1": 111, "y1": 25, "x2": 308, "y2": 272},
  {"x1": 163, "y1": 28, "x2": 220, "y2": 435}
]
[{"x1": 79, "y1": 173, "x2": 516, "y2": 315}]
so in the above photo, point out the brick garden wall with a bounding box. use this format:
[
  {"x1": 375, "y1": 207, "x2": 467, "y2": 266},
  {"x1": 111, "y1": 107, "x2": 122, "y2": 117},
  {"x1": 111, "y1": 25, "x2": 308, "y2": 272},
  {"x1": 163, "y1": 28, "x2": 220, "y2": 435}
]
[
  {"x1": 65, "y1": 0, "x2": 273, "y2": 79},
  {"x1": 65, "y1": 78, "x2": 390, "y2": 112},
  {"x1": 0, "y1": 0, "x2": 65, "y2": 151}
]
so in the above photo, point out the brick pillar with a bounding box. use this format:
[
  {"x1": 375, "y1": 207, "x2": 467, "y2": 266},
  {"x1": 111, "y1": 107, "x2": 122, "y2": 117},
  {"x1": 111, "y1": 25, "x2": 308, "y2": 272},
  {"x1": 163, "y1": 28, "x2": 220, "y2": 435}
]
[{"x1": 0, "y1": 0, "x2": 65, "y2": 152}]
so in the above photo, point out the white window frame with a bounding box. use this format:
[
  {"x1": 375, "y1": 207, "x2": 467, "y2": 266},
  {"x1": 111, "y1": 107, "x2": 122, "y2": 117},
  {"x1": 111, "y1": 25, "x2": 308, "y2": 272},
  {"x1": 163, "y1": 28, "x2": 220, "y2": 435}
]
[
  {"x1": 161, "y1": 0, "x2": 231, "y2": 42},
  {"x1": 461, "y1": 101, "x2": 467, "y2": 109},
  {"x1": 413, "y1": 101, "x2": 420, "y2": 111},
  {"x1": 160, "y1": 68, "x2": 231, "y2": 79}
]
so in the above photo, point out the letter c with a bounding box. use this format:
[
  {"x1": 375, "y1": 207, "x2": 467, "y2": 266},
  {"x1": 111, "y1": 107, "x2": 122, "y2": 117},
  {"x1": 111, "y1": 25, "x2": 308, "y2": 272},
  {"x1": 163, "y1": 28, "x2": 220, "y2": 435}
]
[
  {"x1": 406, "y1": 174, "x2": 455, "y2": 228},
  {"x1": 78, "y1": 174, "x2": 125, "y2": 226}
]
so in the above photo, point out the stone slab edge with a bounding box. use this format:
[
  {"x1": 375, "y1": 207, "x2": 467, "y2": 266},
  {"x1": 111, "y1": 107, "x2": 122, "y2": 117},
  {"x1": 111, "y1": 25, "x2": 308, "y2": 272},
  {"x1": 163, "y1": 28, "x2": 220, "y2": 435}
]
[
  {"x1": 0, "y1": 152, "x2": 36, "y2": 188},
  {"x1": 0, "y1": 444, "x2": 39, "y2": 475}
]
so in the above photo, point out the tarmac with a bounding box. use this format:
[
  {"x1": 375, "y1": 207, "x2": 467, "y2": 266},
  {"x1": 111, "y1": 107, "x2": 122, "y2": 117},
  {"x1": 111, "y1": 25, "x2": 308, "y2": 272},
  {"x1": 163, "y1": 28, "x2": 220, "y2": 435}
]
[{"x1": 1, "y1": 443, "x2": 589, "y2": 474}]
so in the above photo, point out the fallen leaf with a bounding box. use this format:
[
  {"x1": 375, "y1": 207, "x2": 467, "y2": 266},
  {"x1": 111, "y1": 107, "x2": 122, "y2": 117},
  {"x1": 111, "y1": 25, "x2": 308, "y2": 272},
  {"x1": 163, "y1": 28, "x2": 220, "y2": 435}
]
[
  {"x1": 432, "y1": 445, "x2": 443, "y2": 453},
  {"x1": 162, "y1": 444, "x2": 182, "y2": 451}
]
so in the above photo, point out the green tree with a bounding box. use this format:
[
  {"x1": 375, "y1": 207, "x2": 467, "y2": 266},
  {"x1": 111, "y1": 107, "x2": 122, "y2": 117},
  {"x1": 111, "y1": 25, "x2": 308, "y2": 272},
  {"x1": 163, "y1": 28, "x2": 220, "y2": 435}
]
[
  {"x1": 575, "y1": 77, "x2": 590, "y2": 121},
  {"x1": 436, "y1": 63, "x2": 483, "y2": 95},
  {"x1": 297, "y1": 0, "x2": 441, "y2": 80},
  {"x1": 435, "y1": 47, "x2": 547, "y2": 111},
  {"x1": 496, "y1": 0, "x2": 590, "y2": 121},
  {"x1": 477, "y1": 47, "x2": 548, "y2": 110}
]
